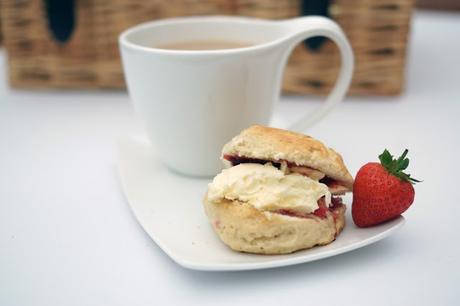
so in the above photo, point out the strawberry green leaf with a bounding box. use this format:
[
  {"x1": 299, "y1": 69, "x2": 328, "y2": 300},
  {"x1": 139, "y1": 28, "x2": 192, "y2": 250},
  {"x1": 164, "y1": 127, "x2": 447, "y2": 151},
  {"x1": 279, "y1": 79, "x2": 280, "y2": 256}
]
[
  {"x1": 378, "y1": 149, "x2": 421, "y2": 184},
  {"x1": 399, "y1": 158, "x2": 409, "y2": 171},
  {"x1": 379, "y1": 149, "x2": 393, "y2": 166},
  {"x1": 409, "y1": 177, "x2": 422, "y2": 183}
]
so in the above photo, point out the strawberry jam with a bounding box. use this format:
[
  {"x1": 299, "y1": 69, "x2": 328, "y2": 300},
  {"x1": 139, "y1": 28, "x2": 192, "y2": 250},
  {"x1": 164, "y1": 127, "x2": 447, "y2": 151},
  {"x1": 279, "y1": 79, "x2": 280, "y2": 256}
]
[
  {"x1": 313, "y1": 198, "x2": 329, "y2": 218},
  {"x1": 223, "y1": 154, "x2": 282, "y2": 169}
]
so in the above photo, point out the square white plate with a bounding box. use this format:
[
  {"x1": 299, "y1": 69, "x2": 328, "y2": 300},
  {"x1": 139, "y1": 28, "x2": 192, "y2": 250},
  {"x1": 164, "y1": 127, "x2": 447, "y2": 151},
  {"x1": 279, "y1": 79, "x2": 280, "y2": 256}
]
[{"x1": 117, "y1": 136, "x2": 405, "y2": 271}]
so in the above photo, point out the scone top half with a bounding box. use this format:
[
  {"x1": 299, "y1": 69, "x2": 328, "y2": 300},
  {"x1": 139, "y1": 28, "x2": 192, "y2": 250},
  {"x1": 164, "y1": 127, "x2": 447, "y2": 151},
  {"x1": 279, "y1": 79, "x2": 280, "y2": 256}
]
[{"x1": 221, "y1": 125, "x2": 354, "y2": 194}]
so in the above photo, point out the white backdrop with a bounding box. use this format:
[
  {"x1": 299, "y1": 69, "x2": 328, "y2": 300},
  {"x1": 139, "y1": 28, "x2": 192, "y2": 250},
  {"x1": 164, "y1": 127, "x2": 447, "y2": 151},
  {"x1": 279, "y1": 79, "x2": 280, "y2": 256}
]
[{"x1": 0, "y1": 10, "x2": 458, "y2": 306}]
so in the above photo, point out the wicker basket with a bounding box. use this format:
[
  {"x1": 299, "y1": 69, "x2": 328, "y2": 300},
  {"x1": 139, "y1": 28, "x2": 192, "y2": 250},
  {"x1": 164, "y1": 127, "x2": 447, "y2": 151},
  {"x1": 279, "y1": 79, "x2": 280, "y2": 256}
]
[{"x1": 0, "y1": 0, "x2": 414, "y2": 95}]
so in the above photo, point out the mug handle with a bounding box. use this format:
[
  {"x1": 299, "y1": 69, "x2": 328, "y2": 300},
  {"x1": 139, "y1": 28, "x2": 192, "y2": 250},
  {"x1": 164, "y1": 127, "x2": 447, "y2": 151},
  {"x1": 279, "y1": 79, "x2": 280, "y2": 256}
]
[{"x1": 278, "y1": 17, "x2": 354, "y2": 132}]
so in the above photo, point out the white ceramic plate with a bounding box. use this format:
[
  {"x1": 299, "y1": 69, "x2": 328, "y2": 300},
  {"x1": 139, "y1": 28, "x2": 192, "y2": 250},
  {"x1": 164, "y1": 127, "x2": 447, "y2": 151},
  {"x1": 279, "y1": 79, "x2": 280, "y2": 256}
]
[{"x1": 117, "y1": 136, "x2": 405, "y2": 271}]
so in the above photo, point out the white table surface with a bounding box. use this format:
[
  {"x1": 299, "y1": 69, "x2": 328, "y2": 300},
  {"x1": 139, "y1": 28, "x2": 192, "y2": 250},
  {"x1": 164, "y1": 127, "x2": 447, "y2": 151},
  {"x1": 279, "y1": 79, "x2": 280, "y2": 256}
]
[{"x1": 1, "y1": 10, "x2": 459, "y2": 306}]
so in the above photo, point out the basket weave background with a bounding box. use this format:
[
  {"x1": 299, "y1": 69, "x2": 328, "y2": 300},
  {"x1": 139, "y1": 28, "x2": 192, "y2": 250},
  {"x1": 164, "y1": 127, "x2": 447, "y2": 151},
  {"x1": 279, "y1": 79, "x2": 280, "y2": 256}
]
[{"x1": 0, "y1": 0, "x2": 414, "y2": 95}]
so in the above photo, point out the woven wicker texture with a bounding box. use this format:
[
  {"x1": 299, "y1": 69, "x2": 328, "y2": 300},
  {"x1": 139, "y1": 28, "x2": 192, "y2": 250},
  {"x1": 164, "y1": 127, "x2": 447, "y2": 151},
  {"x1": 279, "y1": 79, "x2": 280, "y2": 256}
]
[{"x1": 0, "y1": 0, "x2": 414, "y2": 95}]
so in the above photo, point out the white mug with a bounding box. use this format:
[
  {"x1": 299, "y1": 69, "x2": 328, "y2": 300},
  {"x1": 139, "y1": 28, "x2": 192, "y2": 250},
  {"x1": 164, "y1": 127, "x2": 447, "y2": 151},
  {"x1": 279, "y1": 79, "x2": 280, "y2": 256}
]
[{"x1": 119, "y1": 16, "x2": 353, "y2": 177}]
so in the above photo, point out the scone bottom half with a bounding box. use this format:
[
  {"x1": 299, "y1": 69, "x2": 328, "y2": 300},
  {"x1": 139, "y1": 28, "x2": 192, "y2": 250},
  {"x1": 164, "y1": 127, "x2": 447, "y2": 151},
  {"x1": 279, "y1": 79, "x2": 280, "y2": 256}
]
[
  {"x1": 204, "y1": 195, "x2": 346, "y2": 255},
  {"x1": 204, "y1": 125, "x2": 353, "y2": 255}
]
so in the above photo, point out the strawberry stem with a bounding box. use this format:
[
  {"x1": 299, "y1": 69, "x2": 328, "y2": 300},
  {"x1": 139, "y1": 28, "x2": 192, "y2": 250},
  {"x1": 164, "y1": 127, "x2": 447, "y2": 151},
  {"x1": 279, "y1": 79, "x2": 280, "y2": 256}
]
[{"x1": 378, "y1": 149, "x2": 421, "y2": 184}]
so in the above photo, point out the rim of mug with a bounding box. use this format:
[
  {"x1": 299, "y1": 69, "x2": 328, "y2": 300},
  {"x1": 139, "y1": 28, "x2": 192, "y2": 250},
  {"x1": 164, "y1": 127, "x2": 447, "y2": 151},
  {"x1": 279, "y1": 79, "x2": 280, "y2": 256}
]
[{"x1": 119, "y1": 15, "x2": 289, "y2": 56}]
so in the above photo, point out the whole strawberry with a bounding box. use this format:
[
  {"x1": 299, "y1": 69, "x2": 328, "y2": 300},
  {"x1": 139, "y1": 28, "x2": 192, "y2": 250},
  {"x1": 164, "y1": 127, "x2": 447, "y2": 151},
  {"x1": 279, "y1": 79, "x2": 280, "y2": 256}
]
[{"x1": 352, "y1": 149, "x2": 420, "y2": 227}]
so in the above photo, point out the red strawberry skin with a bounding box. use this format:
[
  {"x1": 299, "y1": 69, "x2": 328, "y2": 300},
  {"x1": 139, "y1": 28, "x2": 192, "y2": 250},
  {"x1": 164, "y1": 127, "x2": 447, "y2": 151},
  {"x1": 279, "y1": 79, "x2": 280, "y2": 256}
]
[{"x1": 352, "y1": 162, "x2": 415, "y2": 227}]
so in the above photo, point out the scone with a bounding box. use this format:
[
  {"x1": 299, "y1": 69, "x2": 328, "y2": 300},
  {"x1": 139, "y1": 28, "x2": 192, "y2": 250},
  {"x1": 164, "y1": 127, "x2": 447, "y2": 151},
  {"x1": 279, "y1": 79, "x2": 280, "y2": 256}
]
[
  {"x1": 203, "y1": 125, "x2": 353, "y2": 254},
  {"x1": 222, "y1": 124, "x2": 353, "y2": 193}
]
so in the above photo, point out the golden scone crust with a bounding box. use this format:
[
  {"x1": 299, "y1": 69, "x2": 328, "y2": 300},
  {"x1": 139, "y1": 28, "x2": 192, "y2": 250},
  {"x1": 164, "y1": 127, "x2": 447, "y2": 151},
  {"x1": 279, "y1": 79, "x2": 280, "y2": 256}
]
[
  {"x1": 203, "y1": 197, "x2": 345, "y2": 255},
  {"x1": 222, "y1": 125, "x2": 354, "y2": 189}
]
